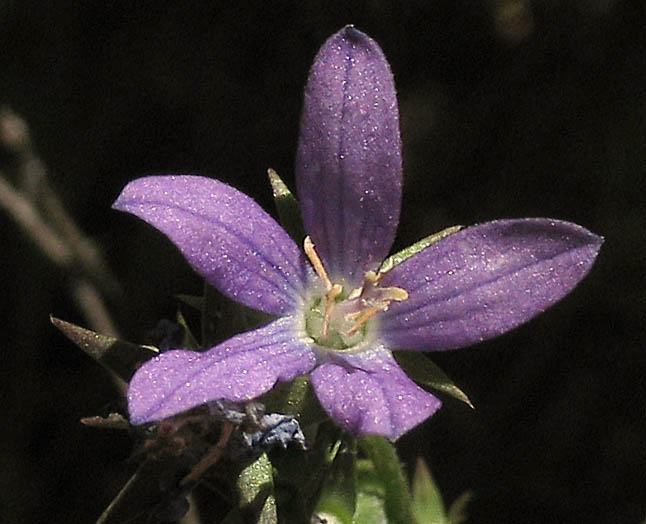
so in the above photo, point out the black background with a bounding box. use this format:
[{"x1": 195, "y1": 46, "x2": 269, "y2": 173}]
[{"x1": 1, "y1": 1, "x2": 644, "y2": 523}]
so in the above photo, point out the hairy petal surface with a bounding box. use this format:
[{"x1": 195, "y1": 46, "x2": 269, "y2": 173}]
[
  {"x1": 114, "y1": 175, "x2": 311, "y2": 315},
  {"x1": 128, "y1": 317, "x2": 316, "y2": 424},
  {"x1": 310, "y1": 346, "x2": 441, "y2": 439},
  {"x1": 296, "y1": 27, "x2": 402, "y2": 286},
  {"x1": 379, "y1": 219, "x2": 603, "y2": 351}
]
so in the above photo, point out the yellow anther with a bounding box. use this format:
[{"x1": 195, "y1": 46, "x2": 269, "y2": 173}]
[
  {"x1": 304, "y1": 236, "x2": 332, "y2": 291},
  {"x1": 379, "y1": 286, "x2": 408, "y2": 302}
]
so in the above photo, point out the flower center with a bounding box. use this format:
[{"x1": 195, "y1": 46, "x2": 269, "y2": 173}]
[{"x1": 303, "y1": 237, "x2": 408, "y2": 350}]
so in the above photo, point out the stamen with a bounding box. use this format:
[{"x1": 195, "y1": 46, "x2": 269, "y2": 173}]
[
  {"x1": 344, "y1": 276, "x2": 409, "y2": 337},
  {"x1": 304, "y1": 236, "x2": 332, "y2": 291},
  {"x1": 322, "y1": 283, "x2": 343, "y2": 338},
  {"x1": 346, "y1": 306, "x2": 382, "y2": 336}
]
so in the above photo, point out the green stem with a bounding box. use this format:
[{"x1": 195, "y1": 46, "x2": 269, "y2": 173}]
[{"x1": 358, "y1": 436, "x2": 418, "y2": 524}]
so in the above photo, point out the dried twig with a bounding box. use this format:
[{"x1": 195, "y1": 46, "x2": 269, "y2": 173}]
[{"x1": 0, "y1": 107, "x2": 121, "y2": 337}]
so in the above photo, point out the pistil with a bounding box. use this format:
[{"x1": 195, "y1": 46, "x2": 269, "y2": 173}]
[
  {"x1": 303, "y1": 236, "x2": 409, "y2": 347},
  {"x1": 322, "y1": 283, "x2": 343, "y2": 338}
]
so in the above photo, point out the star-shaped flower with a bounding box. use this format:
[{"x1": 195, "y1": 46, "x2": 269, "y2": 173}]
[{"x1": 114, "y1": 27, "x2": 602, "y2": 439}]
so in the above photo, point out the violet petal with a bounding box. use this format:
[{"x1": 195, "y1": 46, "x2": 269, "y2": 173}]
[
  {"x1": 296, "y1": 27, "x2": 402, "y2": 286},
  {"x1": 310, "y1": 346, "x2": 441, "y2": 439},
  {"x1": 379, "y1": 219, "x2": 603, "y2": 351},
  {"x1": 113, "y1": 175, "x2": 311, "y2": 315},
  {"x1": 127, "y1": 316, "x2": 315, "y2": 424}
]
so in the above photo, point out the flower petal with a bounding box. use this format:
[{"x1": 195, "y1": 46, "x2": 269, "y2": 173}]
[
  {"x1": 127, "y1": 316, "x2": 316, "y2": 424},
  {"x1": 379, "y1": 219, "x2": 603, "y2": 351},
  {"x1": 310, "y1": 346, "x2": 441, "y2": 439},
  {"x1": 114, "y1": 175, "x2": 312, "y2": 315},
  {"x1": 296, "y1": 27, "x2": 402, "y2": 285}
]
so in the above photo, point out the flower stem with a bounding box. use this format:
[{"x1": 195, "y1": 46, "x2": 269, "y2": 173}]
[{"x1": 358, "y1": 435, "x2": 418, "y2": 524}]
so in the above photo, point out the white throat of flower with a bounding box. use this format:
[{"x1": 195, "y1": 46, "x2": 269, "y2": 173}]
[{"x1": 303, "y1": 236, "x2": 408, "y2": 350}]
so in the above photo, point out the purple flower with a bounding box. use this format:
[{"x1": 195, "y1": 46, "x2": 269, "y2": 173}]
[{"x1": 113, "y1": 27, "x2": 602, "y2": 439}]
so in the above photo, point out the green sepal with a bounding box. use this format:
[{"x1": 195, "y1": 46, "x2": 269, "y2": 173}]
[
  {"x1": 51, "y1": 316, "x2": 157, "y2": 382},
  {"x1": 447, "y1": 491, "x2": 474, "y2": 524},
  {"x1": 379, "y1": 225, "x2": 463, "y2": 273},
  {"x1": 202, "y1": 282, "x2": 271, "y2": 347},
  {"x1": 236, "y1": 453, "x2": 277, "y2": 524},
  {"x1": 393, "y1": 351, "x2": 474, "y2": 409},
  {"x1": 358, "y1": 436, "x2": 418, "y2": 524},
  {"x1": 176, "y1": 310, "x2": 200, "y2": 350},
  {"x1": 411, "y1": 458, "x2": 448, "y2": 524},
  {"x1": 267, "y1": 168, "x2": 305, "y2": 243},
  {"x1": 260, "y1": 375, "x2": 327, "y2": 427},
  {"x1": 315, "y1": 438, "x2": 357, "y2": 524},
  {"x1": 175, "y1": 293, "x2": 204, "y2": 311}
]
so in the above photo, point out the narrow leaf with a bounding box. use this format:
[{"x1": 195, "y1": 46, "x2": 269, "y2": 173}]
[
  {"x1": 393, "y1": 352, "x2": 474, "y2": 409},
  {"x1": 411, "y1": 458, "x2": 448, "y2": 524},
  {"x1": 267, "y1": 168, "x2": 305, "y2": 243},
  {"x1": 358, "y1": 436, "x2": 418, "y2": 524},
  {"x1": 379, "y1": 225, "x2": 463, "y2": 273},
  {"x1": 51, "y1": 316, "x2": 157, "y2": 382}
]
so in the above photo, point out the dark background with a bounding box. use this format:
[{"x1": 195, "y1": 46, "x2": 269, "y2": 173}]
[{"x1": 1, "y1": 1, "x2": 644, "y2": 523}]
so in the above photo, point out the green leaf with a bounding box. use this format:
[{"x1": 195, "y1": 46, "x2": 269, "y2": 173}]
[
  {"x1": 447, "y1": 491, "x2": 474, "y2": 524},
  {"x1": 51, "y1": 316, "x2": 157, "y2": 382},
  {"x1": 315, "y1": 440, "x2": 357, "y2": 524},
  {"x1": 393, "y1": 352, "x2": 474, "y2": 409},
  {"x1": 267, "y1": 168, "x2": 305, "y2": 243},
  {"x1": 379, "y1": 225, "x2": 463, "y2": 273},
  {"x1": 411, "y1": 458, "x2": 448, "y2": 524},
  {"x1": 358, "y1": 436, "x2": 418, "y2": 524},
  {"x1": 236, "y1": 453, "x2": 277, "y2": 524}
]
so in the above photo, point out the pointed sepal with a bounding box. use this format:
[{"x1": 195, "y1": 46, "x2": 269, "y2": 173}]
[
  {"x1": 51, "y1": 316, "x2": 157, "y2": 382},
  {"x1": 268, "y1": 168, "x2": 305, "y2": 243},
  {"x1": 379, "y1": 225, "x2": 463, "y2": 273},
  {"x1": 411, "y1": 458, "x2": 448, "y2": 524},
  {"x1": 393, "y1": 351, "x2": 474, "y2": 408}
]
